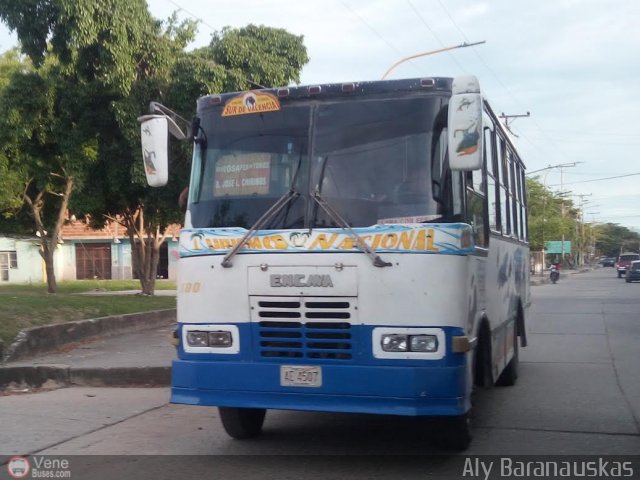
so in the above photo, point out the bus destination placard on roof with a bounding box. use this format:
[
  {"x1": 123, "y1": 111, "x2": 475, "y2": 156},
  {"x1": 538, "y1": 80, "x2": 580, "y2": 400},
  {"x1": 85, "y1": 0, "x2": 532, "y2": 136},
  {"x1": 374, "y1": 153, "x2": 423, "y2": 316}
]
[{"x1": 222, "y1": 91, "x2": 281, "y2": 117}]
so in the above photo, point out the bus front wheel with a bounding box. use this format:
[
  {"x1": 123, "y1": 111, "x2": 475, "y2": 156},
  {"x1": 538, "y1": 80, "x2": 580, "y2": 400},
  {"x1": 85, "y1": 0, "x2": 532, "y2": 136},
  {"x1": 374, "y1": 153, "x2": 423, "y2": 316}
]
[{"x1": 218, "y1": 407, "x2": 266, "y2": 439}]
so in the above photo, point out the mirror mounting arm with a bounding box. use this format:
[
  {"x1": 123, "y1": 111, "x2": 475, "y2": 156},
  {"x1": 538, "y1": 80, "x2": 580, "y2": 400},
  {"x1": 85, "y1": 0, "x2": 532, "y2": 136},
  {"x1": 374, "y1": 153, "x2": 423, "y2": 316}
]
[{"x1": 147, "y1": 102, "x2": 196, "y2": 142}]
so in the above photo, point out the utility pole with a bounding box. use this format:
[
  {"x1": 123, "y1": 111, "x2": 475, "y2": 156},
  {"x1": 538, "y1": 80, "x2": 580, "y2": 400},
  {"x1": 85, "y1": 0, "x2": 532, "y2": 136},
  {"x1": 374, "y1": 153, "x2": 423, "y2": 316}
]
[
  {"x1": 574, "y1": 194, "x2": 593, "y2": 266},
  {"x1": 560, "y1": 167, "x2": 566, "y2": 266}
]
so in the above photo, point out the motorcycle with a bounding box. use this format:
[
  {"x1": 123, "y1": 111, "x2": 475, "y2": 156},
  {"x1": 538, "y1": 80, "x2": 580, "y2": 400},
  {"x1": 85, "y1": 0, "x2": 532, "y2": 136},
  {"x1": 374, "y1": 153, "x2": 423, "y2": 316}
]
[{"x1": 550, "y1": 265, "x2": 559, "y2": 284}]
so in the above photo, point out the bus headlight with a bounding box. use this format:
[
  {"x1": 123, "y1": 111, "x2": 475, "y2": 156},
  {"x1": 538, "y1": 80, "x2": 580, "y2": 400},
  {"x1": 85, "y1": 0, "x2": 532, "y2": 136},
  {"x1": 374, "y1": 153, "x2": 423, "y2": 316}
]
[
  {"x1": 381, "y1": 334, "x2": 408, "y2": 352},
  {"x1": 381, "y1": 334, "x2": 438, "y2": 352},
  {"x1": 209, "y1": 331, "x2": 233, "y2": 347},
  {"x1": 182, "y1": 325, "x2": 240, "y2": 354},
  {"x1": 186, "y1": 330, "x2": 233, "y2": 347},
  {"x1": 409, "y1": 335, "x2": 438, "y2": 352},
  {"x1": 186, "y1": 331, "x2": 209, "y2": 347}
]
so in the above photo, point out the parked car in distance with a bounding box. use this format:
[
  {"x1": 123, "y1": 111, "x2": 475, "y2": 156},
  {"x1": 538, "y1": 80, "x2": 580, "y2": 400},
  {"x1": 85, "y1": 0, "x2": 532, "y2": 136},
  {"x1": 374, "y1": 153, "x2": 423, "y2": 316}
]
[
  {"x1": 625, "y1": 260, "x2": 640, "y2": 283},
  {"x1": 616, "y1": 252, "x2": 640, "y2": 278},
  {"x1": 601, "y1": 257, "x2": 615, "y2": 267}
]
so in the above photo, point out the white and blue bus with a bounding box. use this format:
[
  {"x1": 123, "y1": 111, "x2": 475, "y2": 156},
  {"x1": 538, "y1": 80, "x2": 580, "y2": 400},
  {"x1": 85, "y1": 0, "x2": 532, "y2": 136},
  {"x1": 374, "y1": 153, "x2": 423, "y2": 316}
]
[{"x1": 140, "y1": 75, "x2": 530, "y2": 449}]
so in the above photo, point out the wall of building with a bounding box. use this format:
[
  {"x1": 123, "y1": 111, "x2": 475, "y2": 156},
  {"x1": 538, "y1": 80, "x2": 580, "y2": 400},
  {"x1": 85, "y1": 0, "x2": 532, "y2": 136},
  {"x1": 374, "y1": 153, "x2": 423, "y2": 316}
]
[
  {"x1": 111, "y1": 241, "x2": 134, "y2": 280},
  {"x1": 59, "y1": 242, "x2": 75, "y2": 281},
  {"x1": 0, "y1": 236, "x2": 45, "y2": 284},
  {"x1": 1, "y1": 236, "x2": 179, "y2": 283}
]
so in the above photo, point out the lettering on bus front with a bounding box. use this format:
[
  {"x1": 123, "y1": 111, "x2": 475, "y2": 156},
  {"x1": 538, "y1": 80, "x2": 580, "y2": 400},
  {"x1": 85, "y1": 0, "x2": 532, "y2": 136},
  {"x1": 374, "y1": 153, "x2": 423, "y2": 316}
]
[
  {"x1": 270, "y1": 274, "x2": 334, "y2": 288},
  {"x1": 189, "y1": 228, "x2": 440, "y2": 253}
]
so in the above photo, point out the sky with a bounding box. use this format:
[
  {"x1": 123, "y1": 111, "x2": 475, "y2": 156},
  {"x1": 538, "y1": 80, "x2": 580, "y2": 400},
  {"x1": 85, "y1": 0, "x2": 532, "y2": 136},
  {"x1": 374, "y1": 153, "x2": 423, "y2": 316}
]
[{"x1": 1, "y1": 0, "x2": 639, "y2": 231}]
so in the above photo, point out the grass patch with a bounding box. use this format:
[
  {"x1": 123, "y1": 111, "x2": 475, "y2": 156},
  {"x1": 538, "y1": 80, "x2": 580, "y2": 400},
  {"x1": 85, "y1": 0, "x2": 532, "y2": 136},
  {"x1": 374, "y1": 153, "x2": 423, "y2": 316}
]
[{"x1": 0, "y1": 280, "x2": 176, "y2": 346}]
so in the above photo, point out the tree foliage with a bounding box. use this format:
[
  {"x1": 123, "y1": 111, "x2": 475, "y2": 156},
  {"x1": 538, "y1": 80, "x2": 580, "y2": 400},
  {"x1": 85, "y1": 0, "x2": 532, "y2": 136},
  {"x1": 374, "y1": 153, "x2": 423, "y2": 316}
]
[
  {"x1": 592, "y1": 223, "x2": 640, "y2": 257},
  {"x1": 207, "y1": 24, "x2": 309, "y2": 89},
  {"x1": 0, "y1": 50, "x2": 28, "y2": 219},
  {"x1": 0, "y1": 1, "x2": 309, "y2": 294},
  {"x1": 527, "y1": 177, "x2": 640, "y2": 263},
  {"x1": 0, "y1": 0, "x2": 166, "y2": 292},
  {"x1": 0, "y1": 54, "x2": 99, "y2": 292},
  {"x1": 75, "y1": 23, "x2": 308, "y2": 294},
  {"x1": 526, "y1": 177, "x2": 578, "y2": 252}
]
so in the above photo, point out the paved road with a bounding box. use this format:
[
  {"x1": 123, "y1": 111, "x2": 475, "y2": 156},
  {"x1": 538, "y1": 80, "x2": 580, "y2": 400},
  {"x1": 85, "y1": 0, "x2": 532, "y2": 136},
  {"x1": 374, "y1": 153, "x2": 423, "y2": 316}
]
[{"x1": 1, "y1": 268, "x2": 639, "y2": 478}]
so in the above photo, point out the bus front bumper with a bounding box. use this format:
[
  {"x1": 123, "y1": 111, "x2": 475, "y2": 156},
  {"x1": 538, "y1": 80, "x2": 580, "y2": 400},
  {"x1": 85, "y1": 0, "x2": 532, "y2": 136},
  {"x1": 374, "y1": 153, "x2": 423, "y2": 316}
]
[{"x1": 171, "y1": 359, "x2": 470, "y2": 416}]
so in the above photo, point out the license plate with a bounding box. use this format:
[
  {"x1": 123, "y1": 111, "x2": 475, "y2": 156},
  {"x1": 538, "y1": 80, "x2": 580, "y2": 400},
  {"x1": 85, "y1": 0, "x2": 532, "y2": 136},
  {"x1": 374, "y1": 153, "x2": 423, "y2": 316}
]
[{"x1": 280, "y1": 365, "x2": 322, "y2": 387}]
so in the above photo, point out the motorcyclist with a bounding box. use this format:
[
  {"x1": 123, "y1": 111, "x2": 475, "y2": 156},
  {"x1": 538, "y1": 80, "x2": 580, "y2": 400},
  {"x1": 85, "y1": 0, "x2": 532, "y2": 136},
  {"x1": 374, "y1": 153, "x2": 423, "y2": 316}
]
[{"x1": 549, "y1": 262, "x2": 560, "y2": 283}]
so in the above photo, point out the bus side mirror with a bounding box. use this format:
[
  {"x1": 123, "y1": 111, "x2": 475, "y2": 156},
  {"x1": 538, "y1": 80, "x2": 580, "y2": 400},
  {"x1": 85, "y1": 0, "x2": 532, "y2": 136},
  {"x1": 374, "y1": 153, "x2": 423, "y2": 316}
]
[
  {"x1": 448, "y1": 75, "x2": 483, "y2": 171},
  {"x1": 138, "y1": 115, "x2": 170, "y2": 187}
]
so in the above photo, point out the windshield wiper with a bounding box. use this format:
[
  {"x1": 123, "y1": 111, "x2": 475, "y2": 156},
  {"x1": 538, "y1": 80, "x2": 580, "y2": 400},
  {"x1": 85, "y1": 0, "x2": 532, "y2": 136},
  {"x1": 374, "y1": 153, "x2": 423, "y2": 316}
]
[
  {"x1": 311, "y1": 190, "x2": 392, "y2": 268},
  {"x1": 221, "y1": 189, "x2": 300, "y2": 268}
]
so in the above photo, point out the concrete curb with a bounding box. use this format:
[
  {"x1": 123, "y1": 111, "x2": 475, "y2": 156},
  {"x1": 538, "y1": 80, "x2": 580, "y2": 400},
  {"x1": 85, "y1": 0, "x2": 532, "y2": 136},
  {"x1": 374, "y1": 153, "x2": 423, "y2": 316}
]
[
  {"x1": 2, "y1": 309, "x2": 176, "y2": 363},
  {"x1": 0, "y1": 365, "x2": 171, "y2": 389}
]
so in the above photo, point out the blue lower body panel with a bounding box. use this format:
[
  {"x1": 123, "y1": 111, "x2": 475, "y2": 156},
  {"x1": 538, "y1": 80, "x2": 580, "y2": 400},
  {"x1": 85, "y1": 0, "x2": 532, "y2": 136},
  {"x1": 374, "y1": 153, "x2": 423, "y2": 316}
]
[{"x1": 171, "y1": 360, "x2": 469, "y2": 416}]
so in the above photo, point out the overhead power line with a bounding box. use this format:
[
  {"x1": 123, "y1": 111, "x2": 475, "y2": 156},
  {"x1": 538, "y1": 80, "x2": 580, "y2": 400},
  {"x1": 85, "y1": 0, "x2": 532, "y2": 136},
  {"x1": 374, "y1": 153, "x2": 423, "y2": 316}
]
[
  {"x1": 548, "y1": 172, "x2": 640, "y2": 186},
  {"x1": 406, "y1": 0, "x2": 467, "y2": 73},
  {"x1": 166, "y1": 0, "x2": 216, "y2": 31},
  {"x1": 435, "y1": 0, "x2": 578, "y2": 167},
  {"x1": 340, "y1": 0, "x2": 422, "y2": 76}
]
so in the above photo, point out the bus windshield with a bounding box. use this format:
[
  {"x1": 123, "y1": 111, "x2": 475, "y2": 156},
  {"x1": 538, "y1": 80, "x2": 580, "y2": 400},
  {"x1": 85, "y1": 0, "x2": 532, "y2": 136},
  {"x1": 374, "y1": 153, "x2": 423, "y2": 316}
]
[{"x1": 189, "y1": 95, "x2": 448, "y2": 229}]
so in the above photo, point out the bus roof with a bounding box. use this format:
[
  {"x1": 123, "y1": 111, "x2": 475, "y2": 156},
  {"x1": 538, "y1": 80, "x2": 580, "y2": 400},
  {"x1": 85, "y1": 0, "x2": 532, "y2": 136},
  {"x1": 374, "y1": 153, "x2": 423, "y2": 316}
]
[{"x1": 197, "y1": 77, "x2": 454, "y2": 110}]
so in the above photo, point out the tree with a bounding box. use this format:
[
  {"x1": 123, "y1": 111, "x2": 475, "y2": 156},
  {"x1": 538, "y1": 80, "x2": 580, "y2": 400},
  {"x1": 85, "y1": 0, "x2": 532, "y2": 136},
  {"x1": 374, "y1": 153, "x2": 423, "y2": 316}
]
[
  {"x1": 0, "y1": 2, "x2": 309, "y2": 294},
  {"x1": 527, "y1": 177, "x2": 640, "y2": 263},
  {"x1": 0, "y1": 61, "x2": 98, "y2": 292},
  {"x1": 207, "y1": 24, "x2": 309, "y2": 89},
  {"x1": 0, "y1": 0, "x2": 164, "y2": 292},
  {"x1": 75, "y1": 24, "x2": 309, "y2": 295},
  {"x1": 527, "y1": 177, "x2": 580, "y2": 264},
  {"x1": 592, "y1": 223, "x2": 640, "y2": 257},
  {"x1": 0, "y1": 50, "x2": 29, "y2": 220}
]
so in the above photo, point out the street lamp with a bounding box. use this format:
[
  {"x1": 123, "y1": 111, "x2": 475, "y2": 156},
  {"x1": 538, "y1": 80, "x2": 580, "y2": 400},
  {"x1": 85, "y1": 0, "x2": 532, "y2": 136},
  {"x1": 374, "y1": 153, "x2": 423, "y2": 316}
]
[
  {"x1": 381, "y1": 41, "x2": 486, "y2": 79},
  {"x1": 526, "y1": 162, "x2": 582, "y2": 176}
]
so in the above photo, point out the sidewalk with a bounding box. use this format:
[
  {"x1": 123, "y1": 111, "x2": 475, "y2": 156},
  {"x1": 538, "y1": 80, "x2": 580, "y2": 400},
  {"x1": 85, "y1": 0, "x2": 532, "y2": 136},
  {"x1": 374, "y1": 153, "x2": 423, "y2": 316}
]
[
  {"x1": 0, "y1": 325, "x2": 175, "y2": 390},
  {"x1": 0, "y1": 292, "x2": 177, "y2": 390}
]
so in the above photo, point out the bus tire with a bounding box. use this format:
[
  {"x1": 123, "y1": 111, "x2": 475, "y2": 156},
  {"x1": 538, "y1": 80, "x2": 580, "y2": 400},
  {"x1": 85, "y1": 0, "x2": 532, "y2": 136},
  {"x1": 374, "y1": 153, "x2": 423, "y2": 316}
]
[
  {"x1": 218, "y1": 407, "x2": 266, "y2": 439},
  {"x1": 440, "y1": 412, "x2": 472, "y2": 451},
  {"x1": 496, "y1": 327, "x2": 519, "y2": 386},
  {"x1": 474, "y1": 326, "x2": 493, "y2": 388}
]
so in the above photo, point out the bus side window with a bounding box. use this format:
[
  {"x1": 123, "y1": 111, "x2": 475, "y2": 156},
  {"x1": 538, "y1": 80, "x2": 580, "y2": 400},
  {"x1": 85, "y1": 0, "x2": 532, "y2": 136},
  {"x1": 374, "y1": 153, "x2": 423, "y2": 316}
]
[
  {"x1": 452, "y1": 170, "x2": 464, "y2": 220},
  {"x1": 484, "y1": 125, "x2": 500, "y2": 233},
  {"x1": 466, "y1": 187, "x2": 487, "y2": 248},
  {"x1": 465, "y1": 133, "x2": 488, "y2": 248},
  {"x1": 496, "y1": 137, "x2": 510, "y2": 235}
]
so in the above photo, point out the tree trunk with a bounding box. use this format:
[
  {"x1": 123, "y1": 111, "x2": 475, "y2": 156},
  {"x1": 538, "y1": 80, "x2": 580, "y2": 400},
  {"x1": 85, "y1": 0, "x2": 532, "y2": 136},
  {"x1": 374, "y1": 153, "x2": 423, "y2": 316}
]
[
  {"x1": 41, "y1": 239, "x2": 57, "y2": 294},
  {"x1": 24, "y1": 175, "x2": 74, "y2": 294},
  {"x1": 121, "y1": 208, "x2": 163, "y2": 296}
]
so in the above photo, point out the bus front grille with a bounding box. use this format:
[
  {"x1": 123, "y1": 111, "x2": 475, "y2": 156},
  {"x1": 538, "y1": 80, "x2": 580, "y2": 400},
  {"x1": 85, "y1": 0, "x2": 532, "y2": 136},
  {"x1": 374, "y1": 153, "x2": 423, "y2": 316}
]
[{"x1": 250, "y1": 296, "x2": 357, "y2": 361}]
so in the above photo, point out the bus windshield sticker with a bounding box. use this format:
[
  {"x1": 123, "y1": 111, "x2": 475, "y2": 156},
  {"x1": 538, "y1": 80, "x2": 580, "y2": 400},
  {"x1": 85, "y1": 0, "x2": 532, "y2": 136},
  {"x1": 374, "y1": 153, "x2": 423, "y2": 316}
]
[
  {"x1": 179, "y1": 224, "x2": 475, "y2": 258},
  {"x1": 222, "y1": 91, "x2": 281, "y2": 117},
  {"x1": 214, "y1": 153, "x2": 271, "y2": 196},
  {"x1": 377, "y1": 215, "x2": 442, "y2": 224}
]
